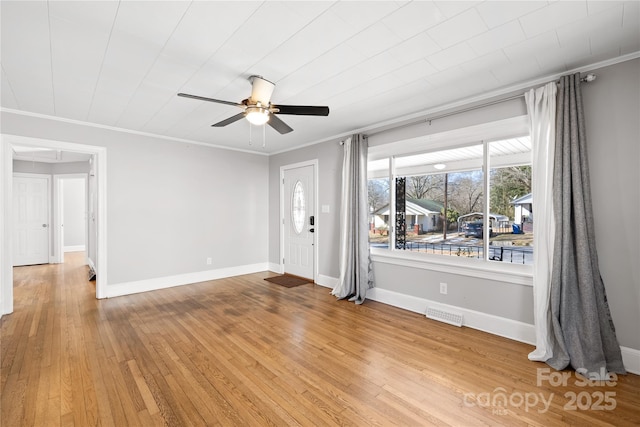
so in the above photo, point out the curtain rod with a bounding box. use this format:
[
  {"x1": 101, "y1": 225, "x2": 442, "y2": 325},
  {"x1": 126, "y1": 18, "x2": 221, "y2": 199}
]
[{"x1": 365, "y1": 73, "x2": 597, "y2": 138}]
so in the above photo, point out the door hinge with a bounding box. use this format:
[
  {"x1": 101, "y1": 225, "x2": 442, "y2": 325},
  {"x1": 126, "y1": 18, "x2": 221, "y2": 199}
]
[{"x1": 282, "y1": 258, "x2": 285, "y2": 264}]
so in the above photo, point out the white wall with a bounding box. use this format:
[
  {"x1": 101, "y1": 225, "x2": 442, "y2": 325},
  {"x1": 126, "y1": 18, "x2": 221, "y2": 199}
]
[
  {"x1": 368, "y1": 95, "x2": 528, "y2": 149},
  {"x1": 2, "y1": 112, "x2": 269, "y2": 293},
  {"x1": 13, "y1": 160, "x2": 89, "y2": 174},
  {"x1": 62, "y1": 178, "x2": 86, "y2": 250},
  {"x1": 12, "y1": 160, "x2": 53, "y2": 174},
  {"x1": 268, "y1": 58, "x2": 640, "y2": 355}
]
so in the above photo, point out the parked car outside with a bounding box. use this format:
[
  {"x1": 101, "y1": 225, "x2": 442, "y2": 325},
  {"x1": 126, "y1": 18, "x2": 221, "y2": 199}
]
[{"x1": 463, "y1": 222, "x2": 493, "y2": 238}]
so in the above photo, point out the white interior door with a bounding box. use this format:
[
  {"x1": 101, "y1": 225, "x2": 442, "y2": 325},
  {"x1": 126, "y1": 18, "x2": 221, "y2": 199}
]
[
  {"x1": 283, "y1": 164, "x2": 315, "y2": 279},
  {"x1": 13, "y1": 175, "x2": 50, "y2": 266}
]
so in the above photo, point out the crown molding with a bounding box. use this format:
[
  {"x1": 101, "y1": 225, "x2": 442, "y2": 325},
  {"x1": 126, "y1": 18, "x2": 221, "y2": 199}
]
[{"x1": 0, "y1": 108, "x2": 269, "y2": 157}]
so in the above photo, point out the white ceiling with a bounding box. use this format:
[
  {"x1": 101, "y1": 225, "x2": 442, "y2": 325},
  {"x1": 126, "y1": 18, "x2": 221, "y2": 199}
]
[{"x1": 1, "y1": 1, "x2": 638, "y2": 154}]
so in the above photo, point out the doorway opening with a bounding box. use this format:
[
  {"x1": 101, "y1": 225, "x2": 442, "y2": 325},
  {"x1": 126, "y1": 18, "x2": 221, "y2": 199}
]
[
  {"x1": 1, "y1": 135, "x2": 107, "y2": 316},
  {"x1": 54, "y1": 174, "x2": 89, "y2": 265}
]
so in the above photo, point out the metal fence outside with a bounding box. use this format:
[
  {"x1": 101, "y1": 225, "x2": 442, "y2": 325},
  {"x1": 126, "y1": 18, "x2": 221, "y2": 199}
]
[{"x1": 401, "y1": 241, "x2": 532, "y2": 264}]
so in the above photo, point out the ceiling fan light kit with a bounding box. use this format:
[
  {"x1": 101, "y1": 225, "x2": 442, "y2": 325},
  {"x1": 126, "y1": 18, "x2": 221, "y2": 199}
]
[
  {"x1": 245, "y1": 106, "x2": 270, "y2": 126},
  {"x1": 177, "y1": 75, "x2": 329, "y2": 137}
]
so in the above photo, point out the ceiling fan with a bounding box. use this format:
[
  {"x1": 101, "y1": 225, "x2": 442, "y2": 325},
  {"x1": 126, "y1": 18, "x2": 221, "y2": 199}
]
[{"x1": 177, "y1": 75, "x2": 329, "y2": 134}]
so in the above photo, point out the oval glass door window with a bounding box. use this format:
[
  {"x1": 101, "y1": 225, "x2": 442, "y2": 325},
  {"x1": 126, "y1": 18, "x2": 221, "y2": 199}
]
[{"x1": 292, "y1": 180, "x2": 306, "y2": 234}]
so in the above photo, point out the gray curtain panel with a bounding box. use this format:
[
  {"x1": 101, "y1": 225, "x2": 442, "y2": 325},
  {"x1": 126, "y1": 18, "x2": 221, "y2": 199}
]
[
  {"x1": 547, "y1": 73, "x2": 626, "y2": 377},
  {"x1": 332, "y1": 134, "x2": 372, "y2": 304}
]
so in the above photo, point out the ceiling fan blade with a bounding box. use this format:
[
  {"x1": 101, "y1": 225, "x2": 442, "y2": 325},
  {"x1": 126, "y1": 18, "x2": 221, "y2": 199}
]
[
  {"x1": 211, "y1": 112, "x2": 246, "y2": 127},
  {"x1": 273, "y1": 105, "x2": 329, "y2": 116},
  {"x1": 178, "y1": 93, "x2": 244, "y2": 108},
  {"x1": 249, "y1": 75, "x2": 275, "y2": 105},
  {"x1": 267, "y1": 114, "x2": 293, "y2": 134}
]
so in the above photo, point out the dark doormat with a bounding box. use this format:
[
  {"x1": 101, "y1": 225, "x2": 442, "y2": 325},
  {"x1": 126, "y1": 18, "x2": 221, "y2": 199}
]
[{"x1": 264, "y1": 274, "x2": 313, "y2": 288}]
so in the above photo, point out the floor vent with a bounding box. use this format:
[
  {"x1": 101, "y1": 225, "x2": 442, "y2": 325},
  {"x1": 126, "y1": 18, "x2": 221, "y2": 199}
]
[
  {"x1": 426, "y1": 307, "x2": 463, "y2": 327},
  {"x1": 88, "y1": 266, "x2": 96, "y2": 281}
]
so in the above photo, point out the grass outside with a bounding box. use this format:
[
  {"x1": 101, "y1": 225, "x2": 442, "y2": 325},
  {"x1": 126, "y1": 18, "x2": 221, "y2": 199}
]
[{"x1": 490, "y1": 232, "x2": 533, "y2": 246}]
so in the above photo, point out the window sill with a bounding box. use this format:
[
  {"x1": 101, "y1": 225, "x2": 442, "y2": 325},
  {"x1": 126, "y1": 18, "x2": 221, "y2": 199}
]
[{"x1": 370, "y1": 248, "x2": 533, "y2": 287}]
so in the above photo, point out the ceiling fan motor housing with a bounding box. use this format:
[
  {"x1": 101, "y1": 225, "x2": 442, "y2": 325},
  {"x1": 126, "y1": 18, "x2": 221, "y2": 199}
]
[{"x1": 249, "y1": 75, "x2": 275, "y2": 106}]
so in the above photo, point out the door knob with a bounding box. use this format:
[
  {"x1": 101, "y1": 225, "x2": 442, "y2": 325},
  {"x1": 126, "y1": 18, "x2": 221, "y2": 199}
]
[{"x1": 42, "y1": 224, "x2": 48, "y2": 228}]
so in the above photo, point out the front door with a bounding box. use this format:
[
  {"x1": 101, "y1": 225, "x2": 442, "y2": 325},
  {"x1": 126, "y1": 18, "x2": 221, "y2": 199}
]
[
  {"x1": 13, "y1": 175, "x2": 50, "y2": 266},
  {"x1": 283, "y1": 164, "x2": 315, "y2": 280}
]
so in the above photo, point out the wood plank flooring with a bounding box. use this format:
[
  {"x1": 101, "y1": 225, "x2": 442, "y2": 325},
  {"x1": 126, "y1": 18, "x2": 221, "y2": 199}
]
[{"x1": 2, "y1": 252, "x2": 639, "y2": 426}]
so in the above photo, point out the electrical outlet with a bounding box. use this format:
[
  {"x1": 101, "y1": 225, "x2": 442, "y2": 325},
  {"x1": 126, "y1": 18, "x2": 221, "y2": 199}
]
[
  {"x1": 206, "y1": 257, "x2": 212, "y2": 265},
  {"x1": 440, "y1": 282, "x2": 448, "y2": 295}
]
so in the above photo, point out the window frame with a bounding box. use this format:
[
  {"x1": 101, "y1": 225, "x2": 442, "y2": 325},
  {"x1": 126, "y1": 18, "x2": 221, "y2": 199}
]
[{"x1": 367, "y1": 116, "x2": 534, "y2": 285}]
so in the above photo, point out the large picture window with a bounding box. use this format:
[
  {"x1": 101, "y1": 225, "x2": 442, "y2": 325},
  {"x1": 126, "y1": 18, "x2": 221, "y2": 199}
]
[{"x1": 368, "y1": 136, "x2": 533, "y2": 265}]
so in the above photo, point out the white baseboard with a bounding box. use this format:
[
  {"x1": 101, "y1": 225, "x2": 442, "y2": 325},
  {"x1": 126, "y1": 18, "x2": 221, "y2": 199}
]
[
  {"x1": 316, "y1": 274, "x2": 338, "y2": 289},
  {"x1": 64, "y1": 245, "x2": 85, "y2": 252},
  {"x1": 106, "y1": 262, "x2": 269, "y2": 298},
  {"x1": 367, "y1": 286, "x2": 537, "y2": 345},
  {"x1": 268, "y1": 262, "x2": 283, "y2": 274},
  {"x1": 621, "y1": 347, "x2": 640, "y2": 375}
]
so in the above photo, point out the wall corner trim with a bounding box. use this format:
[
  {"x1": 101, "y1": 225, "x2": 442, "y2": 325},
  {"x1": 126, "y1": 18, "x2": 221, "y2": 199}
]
[{"x1": 106, "y1": 263, "x2": 268, "y2": 298}]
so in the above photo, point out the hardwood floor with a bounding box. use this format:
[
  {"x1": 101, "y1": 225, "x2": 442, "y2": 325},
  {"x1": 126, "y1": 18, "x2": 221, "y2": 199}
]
[{"x1": 2, "y1": 253, "x2": 639, "y2": 426}]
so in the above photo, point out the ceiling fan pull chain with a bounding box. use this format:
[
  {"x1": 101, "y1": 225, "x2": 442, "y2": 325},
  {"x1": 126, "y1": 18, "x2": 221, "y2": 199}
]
[
  {"x1": 262, "y1": 122, "x2": 266, "y2": 148},
  {"x1": 249, "y1": 123, "x2": 252, "y2": 146}
]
